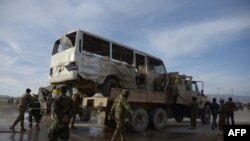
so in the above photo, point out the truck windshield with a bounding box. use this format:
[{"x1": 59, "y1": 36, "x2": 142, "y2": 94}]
[{"x1": 52, "y1": 32, "x2": 76, "y2": 55}]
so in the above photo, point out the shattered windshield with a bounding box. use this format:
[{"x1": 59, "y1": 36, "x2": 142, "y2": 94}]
[{"x1": 52, "y1": 32, "x2": 76, "y2": 55}]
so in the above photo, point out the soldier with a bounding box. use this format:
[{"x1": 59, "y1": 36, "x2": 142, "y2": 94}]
[
  {"x1": 28, "y1": 94, "x2": 42, "y2": 131},
  {"x1": 189, "y1": 97, "x2": 198, "y2": 129},
  {"x1": 48, "y1": 86, "x2": 71, "y2": 141},
  {"x1": 108, "y1": 89, "x2": 133, "y2": 141},
  {"x1": 218, "y1": 99, "x2": 226, "y2": 131},
  {"x1": 210, "y1": 98, "x2": 219, "y2": 129},
  {"x1": 9, "y1": 88, "x2": 33, "y2": 131},
  {"x1": 225, "y1": 97, "x2": 236, "y2": 125},
  {"x1": 69, "y1": 90, "x2": 83, "y2": 129}
]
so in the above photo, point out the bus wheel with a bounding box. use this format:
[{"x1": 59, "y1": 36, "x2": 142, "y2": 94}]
[
  {"x1": 150, "y1": 108, "x2": 167, "y2": 130},
  {"x1": 129, "y1": 108, "x2": 149, "y2": 132},
  {"x1": 102, "y1": 79, "x2": 119, "y2": 96}
]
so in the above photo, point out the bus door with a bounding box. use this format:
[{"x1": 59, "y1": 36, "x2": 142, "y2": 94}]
[{"x1": 135, "y1": 53, "x2": 147, "y2": 89}]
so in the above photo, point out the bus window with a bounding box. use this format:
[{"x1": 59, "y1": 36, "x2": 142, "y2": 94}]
[
  {"x1": 148, "y1": 57, "x2": 166, "y2": 74},
  {"x1": 112, "y1": 44, "x2": 133, "y2": 65},
  {"x1": 52, "y1": 32, "x2": 76, "y2": 55},
  {"x1": 83, "y1": 34, "x2": 110, "y2": 57}
]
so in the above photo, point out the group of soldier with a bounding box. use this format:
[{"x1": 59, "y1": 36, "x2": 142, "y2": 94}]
[
  {"x1": 189, "y1": 96, "x2": 237, "y2": 131},
  {"x1": 8, "y1": 86, "x2": 84, "y2": 141},
  {"x1": 210, "y1": 97, "x2": 236, "y2": 131},
  {"x1": 9, "y1": 88, "x2": 41, "y2": 131}
]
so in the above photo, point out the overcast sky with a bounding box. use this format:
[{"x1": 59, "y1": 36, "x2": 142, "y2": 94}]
[{"x1": 0, "y1": 0, "x2": 250, "y2": 97}]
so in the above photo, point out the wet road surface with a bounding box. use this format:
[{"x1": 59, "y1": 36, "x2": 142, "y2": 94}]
[{"x1": 1, "y1": 105, "x2": 249, "y2": 141}]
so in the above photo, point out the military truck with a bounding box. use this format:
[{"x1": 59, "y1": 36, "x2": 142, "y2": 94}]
[
  {"x1": 48, "y1": 29, "x2": 210, "y2": 132},
  {"x1": 83, "y1": 72, "x2": 210, "y2": 132}
]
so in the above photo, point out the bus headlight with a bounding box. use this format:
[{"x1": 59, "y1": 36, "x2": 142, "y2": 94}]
[{"x1": 65, "y1": 62, "x2": 78, "y2": 71}]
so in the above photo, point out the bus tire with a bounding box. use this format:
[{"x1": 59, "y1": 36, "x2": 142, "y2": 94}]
[
  {"x1": 102, "y1": 79, "x2": 119, "y2": 96},
  {"x1": 150, "y1": 108, "x2": 167, "y2": 130},
  {"x1": 128, "y1": 108, "x2": 149, "y2": 132}
]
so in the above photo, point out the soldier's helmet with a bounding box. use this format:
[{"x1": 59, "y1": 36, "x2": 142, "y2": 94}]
[
  {"x1": 26, "y1": 88, "x2": 31, "y2": 93},
  {"x1": 122, "y1": 89, "x2": 130, "y2": 98},
  {"x1": 219, "y1": 99, "x2": 224, "y2": 104}
]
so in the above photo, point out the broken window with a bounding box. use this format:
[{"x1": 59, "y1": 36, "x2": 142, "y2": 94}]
[
  {"x1": 83, "y1": 34, "x2": 110, "y2": 57},
  {"x1": 112, "y1": 44, "x2": 133, "y2": 65},
  {"x1": 52, "y1": 32, "x2": 76, "y2": 55},
  {"x1": 135, "y1": 53, "x2": 145, "y2": 73},
  {"x1": 148, "y1": 57, "x2": 166, "y2": 74}
]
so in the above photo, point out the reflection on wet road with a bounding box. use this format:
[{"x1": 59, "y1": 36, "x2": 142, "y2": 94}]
[{"x1": 1, "y1": 105, "x2": 249, "y2": 141}]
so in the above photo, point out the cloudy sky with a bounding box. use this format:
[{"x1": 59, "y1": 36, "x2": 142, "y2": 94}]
[{"x1": 0, "y1": 0, "x2": 250, "y2": 97}]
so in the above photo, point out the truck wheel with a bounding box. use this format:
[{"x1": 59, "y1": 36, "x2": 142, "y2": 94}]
[
  {"x1": 129, "y1": 108, "x2": 149, "y2": 132},
  {"x1": 150, "y1": 108, "x2": 167, "y2": 130},
  {"x1": 82, "y1": 107, "x2": 91, "y2": 121},
  {"x1": 175, "y1": 116, "x2": 184, "y2": 122},
  {"x1": 101, "y1": 79, "x2": 119, "y2": 96},
  {"x1": 201, "y1": 108, "x2": 210, "y2": 124}
]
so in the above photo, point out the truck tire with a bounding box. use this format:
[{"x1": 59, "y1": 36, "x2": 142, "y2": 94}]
[
  {"x1": 101, "y1": 79, "x2": 119, "y2": 96},
  {"x1": 150, "y1": 108, "x2": 167, "y2": 130},
  {"x1": 129, "y1": 108, "x2": 149, "y2": 132},
  {"x1": 82, "y1": 107, "x2": 91, "y2": 121},
  {"x1": 175, "y1": 116, "x2": 184, "y2": 122},
  {"x1": 201, "y1": 108, "x2": 210, "y2": 125}
]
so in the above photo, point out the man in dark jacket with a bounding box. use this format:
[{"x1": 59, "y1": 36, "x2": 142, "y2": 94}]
[
  {"x1": 225, "y1": 97, "x2": 236, "y2": 125},
  {"x1": 28, "y1": 94, "x2": 42, "y2": 131},
  {"x1": 210, "y1": 98, "x2": 220, "y2": 129}
]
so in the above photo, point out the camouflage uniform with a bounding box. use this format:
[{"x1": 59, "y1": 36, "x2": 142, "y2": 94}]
[
  {"x1": 190, "y1": 97, "x2": 198, "y2": 129},
  {"x1": 225, "y1": 98, "x2": 236, "y2": 125},
  {"x1": 69, "y1": 91, "x2": 82, "y2": 128},
  {"x1": 48, "y1": 87, "x2": 71, "y2": 141},
  {"x1": 219, "y1": 99, "x2": 226, "y2": 131},
  {"x1": 210, "y1": 98, "x2": 219, "y2": 129},
  {"x1": 10, "y1": 89, "x2": 33, "y2": 131},
  {"x1": 28, "y1": 95, "x2": 41, "y2": 130},
  {"x1": 109, "y1": 89, "x2": 133, "y2": 141}
]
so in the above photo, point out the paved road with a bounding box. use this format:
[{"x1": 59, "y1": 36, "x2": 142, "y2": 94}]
[{"x1": 0, "y1": 105, "x2": 249, "y2": 141}]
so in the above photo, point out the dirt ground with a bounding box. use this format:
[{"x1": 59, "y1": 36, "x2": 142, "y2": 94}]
[{"x1": 0, "y1": 105, "x2": 249, "y2": 141}]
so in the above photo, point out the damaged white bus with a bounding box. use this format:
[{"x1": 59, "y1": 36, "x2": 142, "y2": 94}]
[
  {"x1": 49, "y1": 29, "x2": 210, "y2": 132},
  {"x1": 49, "y1": 29, "x2": 168, "y2": 96}
]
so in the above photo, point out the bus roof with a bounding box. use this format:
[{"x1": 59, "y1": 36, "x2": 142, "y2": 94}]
[{"x1": 62, "y1": 29, "x2": 163, "y2": 62}]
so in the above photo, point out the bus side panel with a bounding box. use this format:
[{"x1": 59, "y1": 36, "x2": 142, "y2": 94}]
[{"x1": 77, "y1": 52, "x2": 135, "y2": 88}]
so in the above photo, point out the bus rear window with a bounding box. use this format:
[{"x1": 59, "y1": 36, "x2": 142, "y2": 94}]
[{"x1": 52, "y1": 32, "x2": 76, "y2": 55}]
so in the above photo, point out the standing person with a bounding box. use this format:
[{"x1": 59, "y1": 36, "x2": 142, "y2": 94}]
[
  {"x1": 219, "y1": 99, "x2": 226, "y2": 131},
  {"x1": 9, "y1": 88, "x2": 33, "y2": 131},
  {"x1": 210, "y1": 98, "x2": 220, "y2": 129},
  {"x1": 225, "y1": 97, "x2": 236, "y2": 125},
  {"x1": 28, "y1": 94, "x2": 42, "y2": 131},
  {"x1": 108, "y1": 89, "x2": 133, "y2": 141},
  {"x1": 69, "y1": 90, "x2": 82, "y2": 129},
  {"x1": 189, "y1": 97, "x2": 198, "y2": 129},
  {"x1": 48, "y1": 86, "x2": 71, "y2": 141}
]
